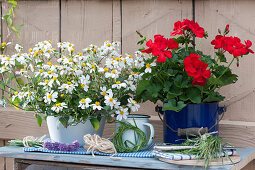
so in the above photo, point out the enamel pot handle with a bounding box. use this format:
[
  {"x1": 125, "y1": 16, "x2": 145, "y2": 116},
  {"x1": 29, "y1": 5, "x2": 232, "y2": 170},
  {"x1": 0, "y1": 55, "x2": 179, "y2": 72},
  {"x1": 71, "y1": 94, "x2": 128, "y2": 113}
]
[{"x1": 143, "y1": 123, "x2": 154, "y2": 146}]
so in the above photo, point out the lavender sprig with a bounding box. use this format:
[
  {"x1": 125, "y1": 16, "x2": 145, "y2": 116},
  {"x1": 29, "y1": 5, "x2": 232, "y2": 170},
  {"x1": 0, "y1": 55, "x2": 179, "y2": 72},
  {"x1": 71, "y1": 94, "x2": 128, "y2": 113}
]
[{"x1": 43, "y1": 141, "x2": 80, "y2": 152}]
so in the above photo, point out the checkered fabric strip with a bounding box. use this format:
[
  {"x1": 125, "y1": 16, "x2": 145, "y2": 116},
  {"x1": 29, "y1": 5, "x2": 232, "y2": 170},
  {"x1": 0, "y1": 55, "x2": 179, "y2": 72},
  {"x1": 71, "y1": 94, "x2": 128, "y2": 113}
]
[
  {"x1": 23, "y1": 142, "x2": 160, "y2": 158},
  {"x1": 152, "y1": 149, "x2": 237, "y2": 160}
]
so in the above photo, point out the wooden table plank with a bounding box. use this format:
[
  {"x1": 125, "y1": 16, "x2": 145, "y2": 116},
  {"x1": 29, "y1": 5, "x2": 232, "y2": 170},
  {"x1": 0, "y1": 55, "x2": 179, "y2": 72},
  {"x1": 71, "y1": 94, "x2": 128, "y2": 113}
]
[{"x1": 0, "y1": 146, "x2": 254, "y2": 170}]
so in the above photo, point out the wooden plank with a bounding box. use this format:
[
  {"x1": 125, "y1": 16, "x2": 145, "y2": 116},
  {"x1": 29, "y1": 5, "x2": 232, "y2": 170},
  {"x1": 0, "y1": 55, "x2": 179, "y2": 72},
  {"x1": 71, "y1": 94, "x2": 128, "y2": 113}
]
[
  {"x1": 0, "y1": 107, "x2": 48, "y2": 140},
  {"x1": 195, "y1": 0, "x2": 255, "y2": 122},
  {"x1": 61, "y1": 0, "x2": 113, "y2": 52},
  {"x1": 2, "y1": 0, "x2": 59, "y2": 52},
  {"x1": 4, "y1": 140, "x2": 13, "y2": 170},
  {"x1": 121, "y1": 0, "x2": 192, "y2": 116},
  {"x1": 112, "y1": 0, "x2": 121, "y2": 42},
  {"x1": 0, "y1": 140, "x2": 5, "y2": 170}
]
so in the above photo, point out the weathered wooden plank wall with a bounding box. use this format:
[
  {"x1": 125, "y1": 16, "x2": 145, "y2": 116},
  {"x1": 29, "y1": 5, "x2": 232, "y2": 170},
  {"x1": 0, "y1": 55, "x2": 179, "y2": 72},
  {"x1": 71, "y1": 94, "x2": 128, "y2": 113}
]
[{"x1": 0, "y1": 0, "x2": 255, "y2": 168}]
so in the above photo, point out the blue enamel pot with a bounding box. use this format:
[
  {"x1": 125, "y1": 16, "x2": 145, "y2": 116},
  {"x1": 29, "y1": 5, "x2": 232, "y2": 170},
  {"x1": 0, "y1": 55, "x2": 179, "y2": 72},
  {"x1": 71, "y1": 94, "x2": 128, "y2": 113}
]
[{"x1": 158, "y1": 103, "x2": 225, "y2": 144}]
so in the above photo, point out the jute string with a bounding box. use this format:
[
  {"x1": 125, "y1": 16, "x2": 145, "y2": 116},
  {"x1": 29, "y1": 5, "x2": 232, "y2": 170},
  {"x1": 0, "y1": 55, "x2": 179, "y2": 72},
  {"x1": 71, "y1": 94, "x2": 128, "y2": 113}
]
[
  {"x1": 83, "y1": 134, "x2": 117, "y2": 157},
  {"x1": 23, "y1": 135, "x2": 46, "y2": 147}
]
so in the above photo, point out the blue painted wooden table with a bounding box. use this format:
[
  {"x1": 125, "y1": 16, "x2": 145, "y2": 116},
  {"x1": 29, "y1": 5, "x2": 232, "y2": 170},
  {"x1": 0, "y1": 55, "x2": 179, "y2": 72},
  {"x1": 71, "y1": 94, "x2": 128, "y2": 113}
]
[{"x1": 0, "y1": 146, "x2": 254, "y2": 169}]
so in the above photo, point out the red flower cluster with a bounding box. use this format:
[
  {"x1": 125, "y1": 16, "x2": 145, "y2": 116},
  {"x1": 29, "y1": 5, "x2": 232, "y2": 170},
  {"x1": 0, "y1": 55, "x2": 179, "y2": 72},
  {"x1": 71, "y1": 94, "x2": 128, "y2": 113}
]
[
  {"x1": 141, "y1": 34, "x2": 179, "y2": 63},
  {"x1": 170, "y1": 19, "x2": 205, "y2": 38},
  {"x1": 183, "y1": 53, "x2": 211, "y2": 86},
  {"x1": 211, "y1": 35, "x2": 254, "y2": 57}
]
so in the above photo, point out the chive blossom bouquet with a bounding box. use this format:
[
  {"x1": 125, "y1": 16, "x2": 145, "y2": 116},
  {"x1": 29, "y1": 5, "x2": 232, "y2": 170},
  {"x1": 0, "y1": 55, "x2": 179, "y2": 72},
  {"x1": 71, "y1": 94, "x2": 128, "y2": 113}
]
[
  {"x1": 135, "y1": 19, "x2": 253, "y2": 112},
  {"x1": 0, "y1": 41, "x2": 142, "y2": 130}
]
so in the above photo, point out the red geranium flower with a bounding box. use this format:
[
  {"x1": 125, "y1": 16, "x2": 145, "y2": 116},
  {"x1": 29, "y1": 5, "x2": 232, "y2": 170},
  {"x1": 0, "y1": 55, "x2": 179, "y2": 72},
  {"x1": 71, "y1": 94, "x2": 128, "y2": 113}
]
[
  {"x1": 184, "y1": 53, "x2": 211, "y2": 86},
  {"x1": 141, "y1": 35, "x2": 179, "y2": 63}
]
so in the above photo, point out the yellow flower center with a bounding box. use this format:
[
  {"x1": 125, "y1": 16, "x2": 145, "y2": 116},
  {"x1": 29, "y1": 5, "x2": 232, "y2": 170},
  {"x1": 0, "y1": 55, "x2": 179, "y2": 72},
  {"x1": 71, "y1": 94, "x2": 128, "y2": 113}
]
[
  {"x1": 20, "y1": 69, "x2": 25, "y2": 72},
  {"x1": 116, "y1": 81, "x2": 120, "y2": 84},
  {"x1": 129, "y1": 55, "x2": 133, "y2": 58},
  {"x1": 61, "y1": 94, "x2": 64, "y2": 98},
  {"x1": 120, "y1": 111, "x2": 124, "y2": 115},
  {"x1": 48, "y1": 50, "x2": 51, "y2": 53},
  {"x1": 70, "y1": 48, "x2": 74, "y2": 52},
  {"x1": 73, "y1": 67, "x2": 76, "y2": 70},
  {"x1": 45, "y1": 80, "x2": 50, "y2": 83},
  {"x1": 146, "y1": 64, "x2": 151, "y2": 68},
  {"x1": 1, "y1": 42, "x2": 6, "y2": 47},
  {"x1": 115, "y1": 57, "x2": 120, "y2": 61},
  {"x1": 53, "y1": 77, "x2": 57, "y2": 80},
  {"x1": 60, "y1": 43, "x2": 62, "y2": 46},
  {"x1": 69, "y1": 58, "x2": 72, "y2": 62},
  {"x1": 93, "y1": 49, "x2": 96, "y2": 53},
  {"x1": 104, "y1": 68, "x2": 109, "y2": 72},
  {"x1": 69, "y1": 44, "x2": 72, "y2": 47},
  {"x1": 81, "y1": 99, "x2": 86, "y2": 103},
  {"x1": 14, "y1": 92, "x2": 18, "y2": 95},
  {"x1": 67, "y1": 82, "x2": 72, "y2": 85},
  {"x1": 48, "y1": 94, "x2": 52, "y2": 99},
  {"x1": 56, "y1": 103, "x2": 61, "y2": 107},
  {"x1": 6, "y1": 57, "x2": 10, "y2": 61},
  {"x1": 39, "y1": 69, "x2": 43, "y2": 73},
  {"x1": 40, "y1": 50, "x2": 43, "y2": 53},
  {"x1": 48, "y1": 71, "x2": 52, "y2": 74},
  {"x1": 112, "y1": 70, "x2": 116, "y2": 74},
  {"x1": 79, "y1": 53, "x2": 83, "y2": 56},
  {"x1": 133, "y1": 100, "x2": 137, "y2": 104},
  {"x1": 92, "y1": 65, "x2": 95, "y2": 69},
  {"x1": 49, "y1": 40, "x2": 52, "y2": 43},
  {"x1": 123, "y1": 59, "x2": 127, "y2": 63},
  {"x1": 28, "y1": 92, "x2": 32, "y2": 96},
  {"x1": 29, "y1": 48, "x2": 32, "y2": 52},
  {"x1": 82, "y1": 63, "x2": 86, "y2": 66},
  {"x1": 95, "y1": 101, "x2": 100, "y2": 106},
  {"x1": 47, "y1": 62, "x2": 53, "y2": 65},
  {"x1": 81, "y1": 84, "x2": 85, "y2": 88},
  {"x1": 107, "y1": 43, "x2": 111, "y2": 47},
  {"x1": 102, "y1": 91, "x2": 106, "y2": 96},
  {"x1": 34, "y1": 51, "x2": 39, "y2": 55},
  {"x1": 109, "y1": 98, "x2": 114, "y2": 102}
]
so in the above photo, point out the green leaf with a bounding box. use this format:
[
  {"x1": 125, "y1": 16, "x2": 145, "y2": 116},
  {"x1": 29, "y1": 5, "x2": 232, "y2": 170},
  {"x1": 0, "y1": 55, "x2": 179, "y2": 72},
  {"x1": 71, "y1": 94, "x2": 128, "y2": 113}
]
[
  {"x1": 0, "y1": 82, "x2": 5, "y2": 90},
  {"x1": 6, "y1": 75, "x2": 15, "y2": 84},
  {"x1": 7, "y1": 17, "x2": 12, "y2": 26},
  {"x1": 216, "y1": 52, "x2": 227, "y2": 63},
  {"x1": 59, "y1": 116, "x2": 69, "y2": 128},
  {"x1": 174, "y1": 74, "x2": 189, "y2": 88},
  {"x1": 136, "y1": 80, "x2": 150, "y2": 96},
  {"x1": 203, "y1": 92, "x2": 225, "y2": 103},
  {"x1": 90, "y1": 118, "x2": 100, "y2": 131},
  {"x1": 11, "y1": 26, "x2": 17, "y2": 31},
  {"x1": 16, "y1": 78, "x2": 24, "y2": 86},
  {"x1": 3, "y1": 14, "x2": 9, "y2": 20},
  {"x1": 120, "y1": 95, "x2": 130, "y2": 105},
  {"x1": 16, "y1": 24, "x2": 24, "y2": 31},
  {"x1": 147, "y1": 84, "x2": 161, "y2": 98},
  {"x1": 186, "y1": 87, "x2": 201, "y2": 103},
  {"x1": 35, "y1": 114, "x2": 42, "y2": 127},
  {"x1": 162, "y1": 99, "x2": 186, "y2": 112},
  {"x1": 8, "y1": 1, "x2": 17, "y2": 8}
]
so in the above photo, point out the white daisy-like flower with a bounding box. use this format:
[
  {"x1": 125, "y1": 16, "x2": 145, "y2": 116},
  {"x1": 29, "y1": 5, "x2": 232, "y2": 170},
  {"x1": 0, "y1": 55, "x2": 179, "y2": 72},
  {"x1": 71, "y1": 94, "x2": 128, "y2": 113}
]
[
  {"x1": 124, "y1": 80, "x2": 136, "y2": 91},
  {"x1": 105, "y1": 70, "x2": 119, "y2": 79},
  {"x1": 58, "y1": 82, "x2": 77, "y2": 94},
  {"x1": 43, "y1": 90, "x2": 58, "y2": 104},
  {"x1": 112, "y1": 81, "x2": 126, "y2": 89},
  {"x1": 51, "y1": 102, "x2": 67, "y2": 113},
  {"x1": 127, "y1": 98, "x2": 140, "y2": 112},
  {"x1": 38, "y1": 79, "x2": 53, "y2": 89},
  {"x1": 116, "y1": 107, "x2": 129, "y2": 121},
  {"x1": 15, "y1": 44, "x2": 23, "y2": 52},
  {"x1": 15, "y1": 68, "x2": 27, "y2": 75},
  {"x1": 104, "y1": 94, "x2": 117, "y2": 109},
  {"x1": 1, "y1": 56, "x2": 15, "y2": 67},
  {"x1": 100, "y1": 87, "x2": 113, "y2": 97},
  {"x1": 145, "y1": 63, "x2": 156, "y2": 73},
  {"x1": 91, "y1": 101, "x2": 102, "y2": 110},
  {"x1": 12, "y1": 91, "x2": 19, "y2": 101},
  {"x1": 78, "y1": 98, "x2": 92, "y2": 109}
]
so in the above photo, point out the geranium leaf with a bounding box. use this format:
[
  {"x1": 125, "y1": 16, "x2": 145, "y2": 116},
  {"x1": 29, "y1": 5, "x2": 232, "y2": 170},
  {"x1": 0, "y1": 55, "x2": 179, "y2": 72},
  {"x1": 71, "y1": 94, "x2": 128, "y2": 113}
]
[
  {"x1": 162, "y1": 99, "x2": 186, "y2": 112},
  {"x1": 90, "y1": 118, "x2": 100, "y2": 131},
  {"x1": 187, "y1": 87, "x2": 201, "y2": 103}
]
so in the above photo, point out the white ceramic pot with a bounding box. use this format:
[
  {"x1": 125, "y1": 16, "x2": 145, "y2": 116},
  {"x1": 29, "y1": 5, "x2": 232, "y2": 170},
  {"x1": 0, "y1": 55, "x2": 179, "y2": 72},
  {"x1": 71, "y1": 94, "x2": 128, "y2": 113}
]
[
  {"x1": 116, "y1": 114, "x2": 154, "y2": 147},
  {"x1": 47, "y1": 116, "x2": 105, "y2": 145}
]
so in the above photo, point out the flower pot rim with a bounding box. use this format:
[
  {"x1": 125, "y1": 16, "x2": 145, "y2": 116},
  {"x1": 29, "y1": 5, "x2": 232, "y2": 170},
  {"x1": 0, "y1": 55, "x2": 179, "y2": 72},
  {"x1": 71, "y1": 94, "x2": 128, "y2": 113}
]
[{"x1": 127, "y1": 114, "x2": 151, "y2": 119}]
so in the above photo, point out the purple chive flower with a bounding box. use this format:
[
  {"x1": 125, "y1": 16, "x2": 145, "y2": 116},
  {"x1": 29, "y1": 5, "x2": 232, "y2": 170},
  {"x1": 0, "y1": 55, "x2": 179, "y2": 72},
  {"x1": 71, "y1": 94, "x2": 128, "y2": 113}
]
[
  {"x1": 52, "y1": 142, "x2": 60, "y2": 151},
  {"x1": 72, "y1": 140, "x2": 80, "y2": 150},
  {"x1": 59, "y1": 143, "x2": 68, "y2": 151},
  {"x1": 67, "y1": 145, "x2": 75, "y2": 152},
  {"x1": 43, "y1": 141, "x2": 52, "y2": 150}
]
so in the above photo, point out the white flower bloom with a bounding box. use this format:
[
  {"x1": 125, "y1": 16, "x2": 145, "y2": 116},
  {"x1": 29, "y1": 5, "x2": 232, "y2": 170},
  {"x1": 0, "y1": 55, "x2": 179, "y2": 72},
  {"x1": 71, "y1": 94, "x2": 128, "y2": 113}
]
[
  {"x1": 124, "y1": 80, "x2": 136, "y2": 91},
  {"x1": 127, "y1": 98, "x2": 140, "y2": 112},
  {"x1": 112, "y1": 81, "x2": 126, "y2": 89},
  {"x1": 105, "y1": 70, "x2": 119, "y2": 79},
  {"x1": 15, "y1": 69, "x2": 27, "y2": 75},
  {"x1": 43, "y1": 90, "x2": 58, "y2": 104},
  {"x1": 1, "y1": 56, "x2": 15, "y2": 67},
  {"x1": 104, "y1": 94, "x2": 117, "y2": 109},
  {"x1": 59, "y1": 82, "x2": 76, "y2": 94},
  {"x1": 91, "y1": 101, "x2": 102, "y2": 110},
  {"x1": 51, "y1": 102, "x2": 67, "y2": 113},
  {"x1": 15, "y1": 44, "x2": 23, "y2": 52},
  {"x1": 144, "y1": 63, "x2": 156, "y2": 73},
  {"x1": 116, "y1": 107, "x2": 129, "y2": 121},
  {"x1": 78, "y1": 98, "x2": 92, "y2": 109},
  {"x1": 79, "y1": 75, "x2": 90, "y2": 85}
]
